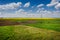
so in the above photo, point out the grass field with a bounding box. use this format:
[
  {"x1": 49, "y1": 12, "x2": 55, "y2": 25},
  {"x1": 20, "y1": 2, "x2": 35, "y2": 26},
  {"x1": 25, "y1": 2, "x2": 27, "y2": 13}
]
[{"x1": 0, "y1": 18, "x2": 60, "y2": 40}]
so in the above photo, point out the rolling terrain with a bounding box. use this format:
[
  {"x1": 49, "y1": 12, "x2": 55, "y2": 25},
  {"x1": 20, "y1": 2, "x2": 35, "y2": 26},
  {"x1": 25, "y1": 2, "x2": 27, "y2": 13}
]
[
  {"x1": 0, "y1": 18, "x2": 60, "y2": 40},
  {"x1": 0, "y1": 25, "x2": 60, "y2": 40}
]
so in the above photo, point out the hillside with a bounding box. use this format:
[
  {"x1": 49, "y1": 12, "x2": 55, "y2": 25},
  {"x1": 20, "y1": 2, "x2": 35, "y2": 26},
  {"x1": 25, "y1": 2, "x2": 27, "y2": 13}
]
[{"x1": 0, "y1": 25, "x2": 60, "y2": 40}]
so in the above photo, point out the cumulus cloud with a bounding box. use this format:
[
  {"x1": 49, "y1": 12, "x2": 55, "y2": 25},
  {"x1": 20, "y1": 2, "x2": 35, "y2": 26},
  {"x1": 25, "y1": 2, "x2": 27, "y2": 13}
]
[
  {"x1": 36, "y1": 8, "x2": 44, "y2": 13},
  {"x1": 24, "y1": 2, "x2": 30, "y2": 7},
  {"x1": 47, "y1": 0, "x2": 60, "y2": 9},
  {"x1": 42, "y1": 11, "x2": 60, "y2": 18},
  {"x1": 0, "y1": 2, "x2": 22, "y2": 10},
  {"x1": 0, "y1": 1, "x2": 60, "y2": 18},
  {"x1": 16, "y1": 9, "x2": 27, "y2": 14},
  {"x1": 37, "y1": 4, "x2": 44, "y2": 8},
  {"x1": 0, "y1": 11, "x2": 41, "y2": 18},
  {"x1": 55, "y1": 3, "x2": 60, "y2": 9},
  {"x1": 47, "y1": 0, "x2": 59, "y2": 7},
  {"x1": 51, "y1": 0, "x2": 57, "y2": 3},
  {"x1": 0, "y1": 12, "x2": 1, "y2": 15},
  {"x1": 0, "y1": 12, "x2": 2, "y2": 17},
  {"x1": 36, "y1": 8, "x2": 60, "y2": 18},
  {"x1": 47, "y1": 2, "x2": 58, "y2": 7},
  {"x1": 0, "y1": 8, "x2": 60, "y2": 18}
]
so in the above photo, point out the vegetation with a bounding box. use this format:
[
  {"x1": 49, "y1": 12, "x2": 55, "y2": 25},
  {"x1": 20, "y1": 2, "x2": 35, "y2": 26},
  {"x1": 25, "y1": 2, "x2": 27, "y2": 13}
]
[
  {"x1": 0, "y1": 18, "x2": 60, "y2": 31},
  {"x1": 0, "y1": 25, "x2": 60, "y2": 40},
  {"x1": 0, "y1": 18, "x2": 60, "y2": 40}
]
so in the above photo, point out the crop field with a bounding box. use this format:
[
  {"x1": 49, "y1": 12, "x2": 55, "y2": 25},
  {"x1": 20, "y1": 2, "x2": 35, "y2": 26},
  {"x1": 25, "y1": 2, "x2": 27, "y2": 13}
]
[{"x1": 0, "y1": 18, "x2": 60, "y2": 40}]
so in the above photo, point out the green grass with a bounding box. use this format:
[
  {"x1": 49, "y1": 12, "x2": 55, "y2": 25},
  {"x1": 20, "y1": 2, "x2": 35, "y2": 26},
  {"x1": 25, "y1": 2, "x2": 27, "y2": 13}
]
[
  {"x1": 20, "y1": 19, "x2": 60, "y2": 32},
  {"x1": 0, "y1": 26, "x2": 14, "y2": 40},
  {"x1": 0, "y1": 19, "x2": 60, "y2": 31},
  {"x1": 0, "y1": 19, "x2": 60, "y2": 40},
  {"x1": 25, "y1": 23, "x2": 60, "y2": 32},
  {"x1": 0, "y1": 25, "x2": 60, "y2": 40}
]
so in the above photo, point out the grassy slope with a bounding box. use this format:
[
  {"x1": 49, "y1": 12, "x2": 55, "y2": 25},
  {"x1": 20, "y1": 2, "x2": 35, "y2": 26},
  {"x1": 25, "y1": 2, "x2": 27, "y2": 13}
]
[
  {"x1": 0, "y1": 18, "x2": 60, "y2": 31},
  {"x1": 0, "y1": 25, "x2": 60, "y2": 40},
  {"x1": 12, "y1": 19, "x2": 60, "y2": 32}
]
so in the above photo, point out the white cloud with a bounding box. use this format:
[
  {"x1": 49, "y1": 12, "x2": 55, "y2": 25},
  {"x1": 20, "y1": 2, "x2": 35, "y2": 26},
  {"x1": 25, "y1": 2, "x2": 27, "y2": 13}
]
[
  {"x1": 55, "y1": 3, "x2": 60, "y2": 9},
  {"x1": 0, "y1": 3, "x2": 60, "y2": 18},
  {"x1": 16, "y1": 9, "x2": 25, "y2": 13},
  {"x1": 36, "y1": 8, "x2": 60, "y2": 18},
  {"x1": 36, "y1": 8, "x2": 44, "y2": 13},
  {"x1": 0, "y1": 8, "x2": 60, "y2": 18},
  {"x1": 16, "y1": 9, "x2": 27, "y2": 14},
  {"x1": 0, "y1": 1, "x2": 60, "y2": 18},
  {"x1": 24, "y1": 2, "x2": 30, "y2": 7},
  {"x1": 0, "y1": 12, "x2": 1, "y2": 15},
  {"x1": 0, "y1": 12, "x2": 2, "y2": 17},
  {"x1": 47, "y1": 2, "x2": 58, "y2": 7},
  {"x1": 51, "y1": 0, "x2": 57, "y2": 3},
  {"x1": 37, "y1": 4, "x2": 44, "y2": 8},
  {"x1": 42, "y1": 11, "x2": 60, "y2": 18},
  {"x1": 16, "y1": 9, "x2": 41, "y2": 18},
  {"x1": 47, "y1": 0, "x2": 60, "y2": 9},
  {"x1": 50, "y1": 0, "x2": 60, "y2": 3},
  {"x1": 47, "y1": 0, "x2": 59, "y2": 7},
  {"x1": 0, "y1": 2, "x2": 22, "y2": 10}
]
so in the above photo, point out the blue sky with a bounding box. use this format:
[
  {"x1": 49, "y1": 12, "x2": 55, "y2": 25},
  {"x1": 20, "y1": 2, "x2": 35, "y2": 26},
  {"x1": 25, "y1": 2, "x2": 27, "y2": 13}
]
[
  {"x1": 0, "y1": 0, "x2": 60, "y2": 18},
  {"x1": 0, "y1": 0, "x2": 51, "y2": 5},
  {"x1": 0, "y1": 0, "x2": 51, "y2": 10}
]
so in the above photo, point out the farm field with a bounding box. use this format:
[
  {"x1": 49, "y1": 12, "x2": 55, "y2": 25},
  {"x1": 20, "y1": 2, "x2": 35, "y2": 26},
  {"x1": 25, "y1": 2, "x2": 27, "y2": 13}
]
[{"x1": 0, "y1": 18, "x2": 60, "y2": 40}]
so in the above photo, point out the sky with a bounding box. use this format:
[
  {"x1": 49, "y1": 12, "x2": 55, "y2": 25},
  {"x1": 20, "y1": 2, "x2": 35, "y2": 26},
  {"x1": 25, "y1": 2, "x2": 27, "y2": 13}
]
[{"x1": 0, "y1": 0, "x2": 60, "y2": 18}]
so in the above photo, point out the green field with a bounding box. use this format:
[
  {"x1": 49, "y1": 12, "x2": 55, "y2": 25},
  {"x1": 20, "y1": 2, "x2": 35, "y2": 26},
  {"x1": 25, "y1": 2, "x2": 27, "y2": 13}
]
[{"x1": 0, "y1": 18, "x2": 60, "y2": 40}]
